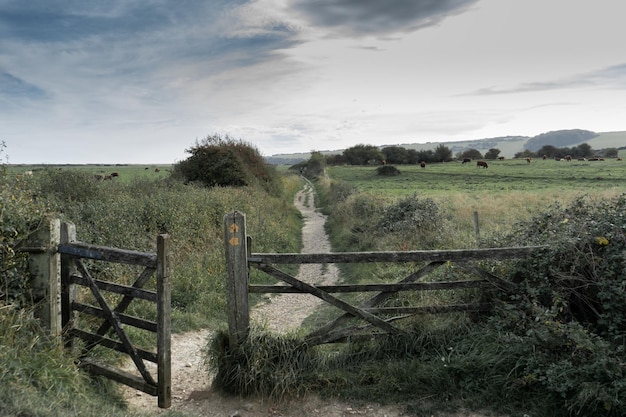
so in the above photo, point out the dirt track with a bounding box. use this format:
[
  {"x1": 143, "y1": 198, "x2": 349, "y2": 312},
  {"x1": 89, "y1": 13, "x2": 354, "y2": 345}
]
[{"x1": 122, "y1": 180, "x2": 409, "y2": 416}]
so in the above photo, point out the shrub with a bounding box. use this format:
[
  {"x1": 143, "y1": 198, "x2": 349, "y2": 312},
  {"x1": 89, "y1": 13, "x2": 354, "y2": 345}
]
[
  {"x1": 376, "y1": 165, "x2": 400, "y2": 176},
  {"x1": 173, "y1": 134, "x2": 280, "y2": 195},
  {"x1": 505, "y1": 194, "x2": 626, "y2": 341},
  {"x1": 0, "y1": 147, "x2": 48, "y2": 307}
]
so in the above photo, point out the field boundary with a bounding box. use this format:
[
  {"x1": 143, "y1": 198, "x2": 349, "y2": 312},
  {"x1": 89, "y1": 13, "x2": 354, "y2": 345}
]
[{"x1": 224, "y1": 211, "x2": 548, "y2": 346}]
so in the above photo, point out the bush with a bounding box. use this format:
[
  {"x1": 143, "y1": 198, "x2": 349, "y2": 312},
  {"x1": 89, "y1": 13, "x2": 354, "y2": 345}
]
[
  {"x1": 376, "y1": 165, "x2": 400, "y2": 176},
  {"x1": 0, "y1": 149, "x2": 48, "y2": 307},
  {"x1": 505, "y1": 194, "x2": 626, "y2": 341},
  {"x1": 173, "y1": 134, "x2": 281, "y2": 195}
]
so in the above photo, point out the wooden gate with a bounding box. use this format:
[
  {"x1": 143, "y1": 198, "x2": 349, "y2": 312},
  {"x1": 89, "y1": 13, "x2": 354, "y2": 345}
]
[
  {"x1": 224, "y1": 211, "x2": 547, "y2": 347},
  {"x1": 58, "y1": 222, "x2": 172, "y2": 408}
]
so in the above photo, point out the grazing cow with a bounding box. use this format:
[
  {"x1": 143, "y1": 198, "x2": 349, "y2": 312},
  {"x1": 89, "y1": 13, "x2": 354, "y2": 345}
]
[
  {"x1": 476, "y1": 160, "x2": 488, "y2": 169},
  {"x1": 542, "y1": 155, "x2": 547, "y2": 160},
  {"x1": 420, "y1": 161, "x2": 426, "y2": 169},
  {"x1": 110, "y1": 172, "x2": 119, "y2": 177},
  {"x1": 462, "y1": 158, "x2": 471, "y2": 164},
  {"x1": 155, "y1": 168, "x2": 161, "y2": 173},
  {"x1": 565, "y1": 155, "x2": 572, "y2": 162},
  {"x1": 498, "y1": 156, "x2": 505, "y2": 160},
  {"x1": 145, "y1": 167, "x2": 149, "y2": 170},
  {"x1": 526, "y1": 157, "x2": 532, "y2": 164},
  {"x1": 617, "y1": 157, "x2": 623, "y2": 161}
]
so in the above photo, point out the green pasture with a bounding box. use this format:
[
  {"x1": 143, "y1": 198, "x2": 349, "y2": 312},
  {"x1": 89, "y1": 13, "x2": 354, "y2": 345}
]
[
  {"x1": 327, "y1": 158, "x2": 626, "y2": 198},
  {"x1": 9, "y1": 164, "x2": 172, "y2": 183}
]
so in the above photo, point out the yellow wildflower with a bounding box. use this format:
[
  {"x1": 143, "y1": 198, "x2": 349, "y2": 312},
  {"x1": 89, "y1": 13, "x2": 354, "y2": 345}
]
[{"x1": 596, "y1": 236, "x2": 609, "y2": 246}]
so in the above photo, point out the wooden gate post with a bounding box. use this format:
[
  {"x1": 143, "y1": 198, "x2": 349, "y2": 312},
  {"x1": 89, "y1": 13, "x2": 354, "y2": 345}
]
[
  {"x1": 224, "y1": 211, "x2": 249, "y2": 348},
  {"x1": 28, "y1": 218, "x2": 62, "y2": 339},
  {"x1": 157, "y1": 233, "x2": 172, "y2": 409},
  {"x1": 60, "y1": 221, "x2": 77, "y2": 350}
]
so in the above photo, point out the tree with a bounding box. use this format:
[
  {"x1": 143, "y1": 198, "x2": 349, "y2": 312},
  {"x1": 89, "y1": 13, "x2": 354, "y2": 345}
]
[
  {"x1": 484, "y1": 148, "x2": 501, "y2": 160},
  {"x1": 381, "y1": 146, "x2": 409, "y2": 164},
  {"x1": 413, "y1": 149, "x2": 434, "y2": 164},
  {"x1": 574, "y1": 143, "x2": 593, "y2": 158},
  {"x1": 173, "y1": 134, "x2": 280, "y2": 194},
  {"x1": 460, "y1": 148, "x2": 483, "y2": 160},
  {"x1": 305, "y1": 151, "x2": 326, "y2": 178},
  {"x1": 433, "y1": 144, "x2": 453, "y2": 162},
  {"x1": 343, "y1": 144, "x2": 384, "y2": 165}
]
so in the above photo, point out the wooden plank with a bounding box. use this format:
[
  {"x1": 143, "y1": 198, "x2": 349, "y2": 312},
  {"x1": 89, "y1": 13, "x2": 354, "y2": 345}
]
[
  {"x1": 71, "y1": 302, "x2": 157, "y2": 332},
  {"x1": 157, "y1": 234, "x2": 172, "y2": 409},
  {"x1": 74, "y1": 259, "x2": 157, "y2": 386},
  {"x1": 249, "y1": 279, "x2": 491, "y2": 293},
  {"x1": 79, "y1": 358, "x2": 157, "y2": 396},
  {"x1": 69, "y1": 272, "x2": 157, "y2": 301},
  {"x1": 58, "y1": 243, "x2": 157, "y2": 267},
  {"x1": 255, "y1": 263, "x2": 406, "y2": 336},
  {"x1": 70, "y1": 328, "x2": 158, "y2": 363},
  {"x1": 249, "y1": 246, "x2": 548, "y2": 264},
  {"x1": 364, "y1": 303, "x2": 493, "y2": 315}
]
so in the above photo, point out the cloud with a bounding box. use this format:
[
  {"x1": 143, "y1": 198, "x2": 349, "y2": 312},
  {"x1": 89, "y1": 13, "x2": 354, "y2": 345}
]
[
  {"x1": 0, "y1": 72, "x2": 49, "y2": 100},
  {"x1": 467, "y1": 62, "x2": 626, "y2": 96},
  {"x1": 289, "y1": 0, "x2": 480, "y2": 36}
]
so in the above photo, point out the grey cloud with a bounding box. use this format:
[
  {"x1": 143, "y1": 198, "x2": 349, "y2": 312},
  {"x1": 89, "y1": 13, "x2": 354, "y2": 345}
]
[
  {"x1": 0, "y1": 0, "x2": 301, "y2": 85},
  {"x1": 289, "y1": 0, "x2": 480, "y2": 36},
  {"x1": 0, "y1": 0, "x2": 246, "y2": 43},
  {"x1": 468, "y1": 63, "x2": 626, "y2": 96}
]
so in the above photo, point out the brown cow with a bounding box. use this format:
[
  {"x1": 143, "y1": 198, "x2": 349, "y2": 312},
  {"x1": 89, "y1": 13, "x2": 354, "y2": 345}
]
[
  {"x1": 420, "y1": 161, "x2": 426, "y2": 169},
  {"x1": 565, "y1": 155, "x2": 572, "y2": 162},
  {"x1": 462, "y1": 158, "x2": 471, "y2": 164},
  {"x1": 617, "y1": 157, "x2": 623, "y2": 161},
  {"x1": 155, "y1": 168, "x2": 161, "y2": 172},
  {"x1": 526, "y1": 157, "x2": 532, "y2": 164},
  {"x1": 476, "y1": 160, "x2": 488, "y2": 169}
]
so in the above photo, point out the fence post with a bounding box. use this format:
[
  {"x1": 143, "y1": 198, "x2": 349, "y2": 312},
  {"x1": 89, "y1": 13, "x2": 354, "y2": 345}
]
[
  {"x1": 473, "y1": 211, "x2": 480, "y2": 245},
  {"x1": 60, "y1": 222, "x2": 77, "y2": 349},
  {"x1": 157, "y1": 234, "x2": 172, "y2": 409},
  {"x1": 224, "y1": 211, "x2": 249, "y2": 348},
  {"x1": 27, "y1": 218, "x2": 62, "y2": 339}
]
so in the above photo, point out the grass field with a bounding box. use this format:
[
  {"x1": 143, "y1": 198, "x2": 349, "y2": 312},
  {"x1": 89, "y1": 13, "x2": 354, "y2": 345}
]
[
  {"x1": 327, "y1": 158, "x2": 625, "y2": 198},
  {"x1": 326, "y1": 158, "x2": 625, "y2": 241},
  {"x1": 9, "y1": 163, "x2": 172, "y2": 183}
]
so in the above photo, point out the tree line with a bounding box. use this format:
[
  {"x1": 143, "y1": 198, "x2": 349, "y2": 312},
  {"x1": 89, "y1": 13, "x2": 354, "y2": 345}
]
[{"x1": 318, "y1": 142, "x2": 620, "y2": 167}]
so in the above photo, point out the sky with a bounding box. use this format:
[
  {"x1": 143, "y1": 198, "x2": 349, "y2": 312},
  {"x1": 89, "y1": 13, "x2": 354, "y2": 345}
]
[{"x1": 1, "y1": 0, "x2": 625, "y2": 164}]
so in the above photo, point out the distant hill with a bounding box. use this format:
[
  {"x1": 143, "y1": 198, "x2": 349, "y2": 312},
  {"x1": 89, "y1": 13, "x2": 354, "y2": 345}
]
[
  {"x1": 524, "y1": 129, "x2": 598, "y2": 151},
  {"x1": 264, "y1": 130, "x2": 626, "y2": 165}
]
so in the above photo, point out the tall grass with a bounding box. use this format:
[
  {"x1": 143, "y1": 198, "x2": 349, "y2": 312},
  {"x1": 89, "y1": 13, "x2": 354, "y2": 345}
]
[{"x1": 1, "y1": 165, "x2": 303, "y2": 416}]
